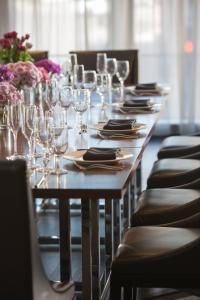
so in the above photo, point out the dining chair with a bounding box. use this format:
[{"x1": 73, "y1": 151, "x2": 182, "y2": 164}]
[
  {"x1": 157, "y1": 136, "x2": 200, "y2": 159},
  {"x1": 131, "y1": 188, "x2": 200, "y2": 227},
  {"x1": 69, "y1": 49, "x2": 139, "y2": 85},
  {"x1": 110, "y1": 212, "x2": 200, "y2": 300},
  {"x1": 29, "y1": 50, "x2": 49, "y2": 62},
  {"x1": 0, "y1": 160, "x2": 74, "y2": 300}
]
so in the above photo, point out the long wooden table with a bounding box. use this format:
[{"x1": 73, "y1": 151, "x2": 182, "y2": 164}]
[{"x1": 0, "y1": 96, "x2": 166, "y2": 300}]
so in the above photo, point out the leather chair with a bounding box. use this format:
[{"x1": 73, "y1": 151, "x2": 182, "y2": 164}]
[
  {"x1": 69, "y1": 49, "x2": 139, "y2": 85},
  {"x1": 1, "y1": 160, "x2": 74, "y2": 300},
  {"x1": 157, "y1": 136, "x2": 200, "y2": 159},
  {"x1": 131, "y1": 188, "x2": 200, "y2": 227},
  {"x1": 110, "y1": 212, "x2": 200, "y2": 300},
  {"x1": 29, "y1": 50, "x2": 49, "y2": 62},
  {"x1": 147, "y1": 159, "x2": 200, "y2": 189}
]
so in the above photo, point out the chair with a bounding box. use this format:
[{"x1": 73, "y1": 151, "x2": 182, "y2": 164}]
[
  {"x1": 147, "y1": 158, "x2": 200, "y2": 189},
  {"x1": 29, "y1": 50, "x2": 49, "y2": 62},
  {"x1": 70, "y1": 49, "x2": 139, "y2": 85},
  {"x1": 131, "y1": 188, "x2": 200, "y2": 227},
  {"x1": 0, "y1": 160, "x2": 74, "y2": 300},
  {"x1": 157, "y1": 136, "x2": 200, "y2": 159},
  {"x1": 110, "y1": 212, "x2": 200, "y2": 300}
]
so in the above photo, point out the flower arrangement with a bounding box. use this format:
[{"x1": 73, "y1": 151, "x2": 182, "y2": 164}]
[
  {"x1": 7, "y1": 61, "x2": 42, "y2": 88},
  {"x1": 37, "y1": 66, "x2": 50, "y2": 82},
  {"x1": 0, "y1": 81, "x2": 22, "y2": 104},
  {"x1": 0, "y1": 31, "x2": 33, "y2": 64},
  {"x1": 35, "y1": 59, "x2": 61, "y2": 75},
  {"x1": 0, "y1": 65, "x2": 14, "y2": 82}
]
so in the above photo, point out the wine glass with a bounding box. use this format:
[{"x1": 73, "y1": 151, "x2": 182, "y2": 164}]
[
  {"x1": 96, "y1": 53, "x2": 107, "y2": 74},
  {"x1": 83, "y1": 70, "x2": 97, "y2": 106},
  {"x1": 72, "y1": 89, "x2": 89, "y2": 134},
  {"x1": 59, "y1": 86, "x2": 73, "y2": 127},
  {"x1": 6, "y1": 103, "x2": 25, "y2": 160},
  {"x1": 69, "y1": 53, "x2": 78, "y2": 84},
  {"x1": 22, "y1": 86, "x2": 35, "y2": 106},
  {"x1": 96, "y1": 74, "x2": 110, "y2": 121},
  {"x1": 46, "y1": 78, "x2": 59, "y2": 110},
  {"x1": 73, "y1": 64, "x2": 84, "y2": 89},
  {"x1": 107, "y1": 58, "x2": 117, "y2": 86},
  {"x1": 21, "y1": 105, "x2": 37, "y2": 168},
  {"x1": 116, "y1": 60, "x2": 130, "y2": 101},
  {"x1": 51, "y1": 126, "x2": 68, "y2": 175}
]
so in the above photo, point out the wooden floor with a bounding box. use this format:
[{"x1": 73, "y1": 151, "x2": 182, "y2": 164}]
[{"x1": 37, "y1": 137, "x2": 200, "y2": 299}]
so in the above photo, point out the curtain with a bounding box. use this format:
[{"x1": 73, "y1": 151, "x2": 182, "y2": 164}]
[{"x1": 1, "y1": 0, "x2": 200, "y2": 133}]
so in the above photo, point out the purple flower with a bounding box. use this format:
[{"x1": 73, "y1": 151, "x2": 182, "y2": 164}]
[
  {"x1": 0, "y1": 65, "x2": 15, "y2": 82},
  {"x1": 0, "y1": 38, "x2": 11, "y2": 49},
  {"x1": 0, "y1": 81, "x2": 22, "y2": 104},
  {"x1": 35, "y1": 59, "x2": 61, "y2": 75},
  {"x1": 3, "y1": 31, "x2": 18, "y2": 39}
]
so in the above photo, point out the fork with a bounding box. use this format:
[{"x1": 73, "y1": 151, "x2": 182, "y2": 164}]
[
  {"x1": 74, "y1": 161, "x2": 124, "y2": 171},
  {"x1": 98, "y1": 132, "x2": 140, "y2": 139}
]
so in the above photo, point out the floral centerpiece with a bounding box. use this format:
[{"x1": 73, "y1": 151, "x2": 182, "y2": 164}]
[
  {"x1": 35, "y1": 59, "x2": 61, "y2": 75},
  {"x1": 0, "y1": 31, "x2": 33, "y2": 64}
]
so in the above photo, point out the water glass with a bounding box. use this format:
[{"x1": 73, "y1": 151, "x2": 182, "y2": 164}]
[
  {"x1": 116, "y1": 60, "x2": 130, "y2": 101},
  {"x1": 96, "y1": 53, "x2": 107, "y2": 74},
  {"x1": 73, "y1": 64, "x2": 84, "y2": 89},
  {"x1": 72, "y1": 89, "x2": 89, "y2": 133}
]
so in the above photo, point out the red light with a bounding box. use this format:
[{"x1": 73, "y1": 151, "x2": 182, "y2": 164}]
[{"x1": 184, "y1": 40, "x2": 194, "y2": 53}]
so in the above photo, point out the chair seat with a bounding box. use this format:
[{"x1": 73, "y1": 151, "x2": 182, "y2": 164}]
[
  {"x1": 112, "y1": 226, "x2": 200, "y2": 278},
  {"x1": 158, "y1": 136, "x2": 200, "y2": 159},
  {"x1": 147, "y1": 158, "x2": 200, "y2": 188},
  {"x1": 131, "y1": 188, "x2": 200, "y2": 226}
]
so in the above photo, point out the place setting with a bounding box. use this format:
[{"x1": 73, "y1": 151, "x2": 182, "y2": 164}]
[
  {"x1": 64, "y1": 147, "x2": 133, "y2": 171},
  {"x1": 115, "y1": 96, "x2": 161, "y2": 114},
  {"x1": 88, "y1": 118, "x2": 146, "y2": 139}
]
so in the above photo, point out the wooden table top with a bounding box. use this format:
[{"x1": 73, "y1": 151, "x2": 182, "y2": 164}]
[{"x1": 0, "y1": 96, "x2": 165, "y2": 199}]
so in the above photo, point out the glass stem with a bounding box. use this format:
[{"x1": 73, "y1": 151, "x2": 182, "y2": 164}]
[
  {"x1": 13, "y1": 130, "x2": 18, "y2": 156},
  {"x1": 120, "y1": 80, "x2": 124, "y2": 102},
  {"x1": 55, "y1": 155, "x2": 60, "y2": 173}
]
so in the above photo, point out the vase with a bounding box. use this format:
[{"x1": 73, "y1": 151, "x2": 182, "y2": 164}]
[{"x1": 0, "y1": 103, "x2": 7, "y2": 129}]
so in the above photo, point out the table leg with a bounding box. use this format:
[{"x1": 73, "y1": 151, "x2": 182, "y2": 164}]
[
  {"x1": 81, "y1": 199, "x2": 92, "y2": 299},
  {"x1": 91, "y1": 199, "x2": 100, "y2": 299},
  {"x1": 113, "y1": 199, "x2": 122, "y2": 253},
  {"x1": 105, "y1": 199, "x2": 114, "y2": 276},
  {"x1": 123, "y1": 183, "x2": 131, "y2": 229},
  {"x1": 59, "y1": 197, "x2": 71, "y2": 282}
]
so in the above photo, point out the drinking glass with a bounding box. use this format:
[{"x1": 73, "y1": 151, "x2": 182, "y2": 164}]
[
  {"x1": 72, "y1": 89, "x2": 89, "y2": 133},
  {"x1": 51, "y1": 126, "x2": 68, "y2": 175},
  {"x1": 96, "y1": 53, "x2": 107, "y2": 74},
  {"x1": 59, "y1": 86, "x2": 73, "y2": 127},
  {"x1": 73, "y1": 64, "x2": 84, "y2": 89},
  {"x1": 6, "y1": 103, "x2": 25, "y2": 160},
  {"x1": 83, "y1": 70, "x2": 97, "y2": 106},
  {"x1": 107, "y1": 58, "x2": 117, "y2": 86},
  {"x1": 69, "y1": 53, "x2": 78, "y2": 84},
  {"x1": 21, "y1": 105, "x2": 37, "y2": 167},
  {"x1": 22, "y1": 86, "x2": 35, "y2": 106},
  {"x1": 116, "y1": 60, "x2": 130, "y2": 101},
  {"x1": 46, "y1": 78, "x2": 59, "y2": 110},
  {"x1": 96, "y1": 74, "x2": 110, "y2": 121}
]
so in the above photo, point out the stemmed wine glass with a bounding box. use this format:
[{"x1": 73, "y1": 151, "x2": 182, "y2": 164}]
[
  {"x1": 59, "y1": 86, "x2": 73, "y2": 127},
  {"x1": 107, "y1": 58, "x2": 117, "y2": 86},
  {"x1": 116, "y1": 60, "x2": 130, "y2": 101},
  {"x1": 21, "y1": 105, "x2": 37, "y2": 168},
  {"x1": 96, "y1": 74, "x2": 110, "y2": 121},
  {"x1": 83, "y1": 70, "x2": 97, "y2": 106},
  {"x1": 6, "y1": 103, "x2": 25, "y2": 160},
  {"x1": 73, "y1": 64, "x2": 84, "y2": 89},
  {"x1": 96, "y1": 53, "x2": 107, "y2": 74},
  {"x1": 69, "y1": 53, "x2": 78, "y2": 85},
  {"x1": 72, "y1": 89, "x2": 89, "y2": 133}
]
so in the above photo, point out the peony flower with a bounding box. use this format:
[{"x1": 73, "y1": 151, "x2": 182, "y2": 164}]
[
  {"x1": 4, "y1": 31, "x2": 18, "y2": 39},
  {"x1": 0, "y1": 81, "x2": 22, "y2": 104},
  {"x1": 37, "y1": 66, "x2": 50, "y2": 82},
  {"x1": 35, "y1": 59, "x2": 61, "y2": 75},
  {"x1": 0, "y1": 38, "x2": 11, "y2": 49},
  {"x1": 0, "y1": 65, "x2": 15, "y2": 82},
  {"x1": 7, "y1": 61, "x2": 42, "y2": 88}
]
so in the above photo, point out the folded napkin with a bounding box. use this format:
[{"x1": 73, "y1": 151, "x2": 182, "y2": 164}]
[
  {"x1": 135, "y1": 82, "x2": 157, "y2": 90},
  {"x1": 123, "y1": 98, "x2": 151, "y2": 107},
  {"x1": 103, "y1": 119, "x2": 136, "y2": 130},
  {"x1": 83, "y1": 147, "x2": 120, "y2": 161}
]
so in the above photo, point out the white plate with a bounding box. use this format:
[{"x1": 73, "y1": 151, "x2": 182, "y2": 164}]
[
  {"x1": 64, "y1": 149, "x2": 133, "y2": 165},
  {"x1": 118, "y1": 103, "x2": 155, "y2": 110},
  {"x1": 88, "y1": 122, "x2": 147, "y2": 134}
]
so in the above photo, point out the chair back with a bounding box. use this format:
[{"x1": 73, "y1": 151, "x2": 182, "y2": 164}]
[
  {"x1": 70, "y1": 49, "x2": 139, "y2": 85},
  {"x1": 29, "y1": 50, "x2": 49, "y2": 62},
  {"x1": 0, "y1": 160, "x2": 74, "y2": 300}
]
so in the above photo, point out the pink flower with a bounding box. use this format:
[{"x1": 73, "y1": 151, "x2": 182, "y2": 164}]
[
  {"x1": 0, "y1": 82, "x2": 22, "y2": 104},
  {"x1": 3, "y1": 31, "x2": 17, "y2": 39},
  {"x1": 7, "y1": 61, "x2": 42, "y2": 88},
  {"x1": 0, "y1": 38, "x2": 11, "y2": 49},
  {"x1": 37, "y1": 67, "x2": 50, "y2": 82}
]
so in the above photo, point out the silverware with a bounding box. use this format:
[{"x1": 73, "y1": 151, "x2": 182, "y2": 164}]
[
  {"x1": 98, "y1": 132, "x2": 140, "y2": 139},
  {"x1": 74, "y1": 161, "x2": 123, "y2": 171}
]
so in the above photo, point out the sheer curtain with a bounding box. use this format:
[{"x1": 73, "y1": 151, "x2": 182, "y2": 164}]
[{"x1": 1, "y1": 0, "x2": 200, "y2": 132}]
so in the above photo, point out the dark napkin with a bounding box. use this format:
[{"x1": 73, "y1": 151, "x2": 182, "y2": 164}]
[
  {"x1": 103, "y1": 119, "x2": 136, "y2": 130},
  {"x1": 123, "y1": 98, "x2": 151, "y2": 107},
  {"x1": 83, "y1": 147, "x2": 119, "y2": 161},
  {"x1": 135, "y1": 82, "x2": 157, "y2": 90}
]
